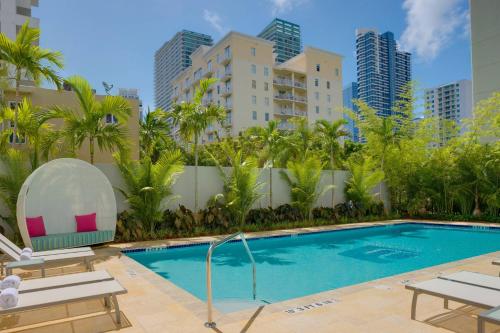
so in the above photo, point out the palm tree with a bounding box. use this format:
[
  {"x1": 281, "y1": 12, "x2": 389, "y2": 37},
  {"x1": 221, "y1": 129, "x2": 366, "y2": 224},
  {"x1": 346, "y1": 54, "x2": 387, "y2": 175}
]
[
  {"x1": 115, "y1": 150, "x2": 184, "y2": 235},
  {"x1": 280, "y1": 156, "x2": 333, "y2": 220},
  {"x1": 171, "y1": 78, "x2": 226, "y2": 211},
  {"x1": 0, "y1": 21, "x2": 63, "y2": 141},
  {"x1": 140, "y1": 107, "x2": 175, "y2": 162},
  {"x1": 345, "y1": 156, "x2": 385, "y2": 212},
  {"x1": 45, "y1": 76, "x2": 131, "y2": 164},
  {"x1": 246, "y1": 120, "x2": 282, "y2": 207},
  {"x1": 315, "y1": 119, "x2": 349, "y2": 208}
]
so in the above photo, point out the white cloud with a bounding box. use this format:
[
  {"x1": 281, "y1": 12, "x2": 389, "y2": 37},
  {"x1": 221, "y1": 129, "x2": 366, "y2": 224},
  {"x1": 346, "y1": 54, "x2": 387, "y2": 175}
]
[
  {"x1": 268, "y1": 0, "x2": 308, "y2": 16},
  {"x1": 399, "y1": 0, "x2": 469, "y2": 62},
  {"x1": 203, "y1": 9, "x2": 227, "y2": 34}
]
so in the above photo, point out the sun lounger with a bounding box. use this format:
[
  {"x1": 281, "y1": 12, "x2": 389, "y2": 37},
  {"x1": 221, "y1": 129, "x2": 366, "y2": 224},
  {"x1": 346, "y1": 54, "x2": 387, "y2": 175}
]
[
  {"x1": 17, "y1": 270, "x2": 113, "y2": 293},
  {"x1": 406, "y1": 276, "x2": 500, "y2": 320},
  {"x1": 438, "y1": 271, "x2": 500, "y2": 291},
  {"x1": 0, "y1": 240, "x2": 95, "y2": 276},
  {"x1": 0, "y1": 233, "x2": 92, "y2": 257},
  {"x1": 0, "y1": 279, "x2": 127, "y2": 324}
]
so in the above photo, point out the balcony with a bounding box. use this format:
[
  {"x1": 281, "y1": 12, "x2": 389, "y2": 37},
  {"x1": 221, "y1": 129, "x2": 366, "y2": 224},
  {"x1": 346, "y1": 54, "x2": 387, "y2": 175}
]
[
  {"x1": 278, "y1": 122, "x2": 295, "y2": 130},
  {"x1": 274, "y1": 93, "x2": 294, "y2": 102},
  {"x1": 294, "y1": 81, "x2": 307, "y2": 90},
  {"x1": 274, "y1": 108, "x2": 294, "y2": 116},
  {"x1": 273, "y1": 78, "x2": 293, "y2": 87},
  {"x1": 224, "y1": 101, "x2": 233, "y2": 110},
  {"x1": 220, "y1": 69, "x2": 232, "y2": 82},
  {"x1": 221, "y1": 86, "x2": 232, "y2": 96},
  {"x1": 202, "y1": 97, "x2": 214, "y2": 105},
  {"x1": 294, "y1": 95, "x2": 307, "y2": 104},
  {"x1": 203, "y1": 68, "x2": 214, "y2": 78},
  {"x1": 220, "y1": 52, "x2": 232, "y2": 65}
]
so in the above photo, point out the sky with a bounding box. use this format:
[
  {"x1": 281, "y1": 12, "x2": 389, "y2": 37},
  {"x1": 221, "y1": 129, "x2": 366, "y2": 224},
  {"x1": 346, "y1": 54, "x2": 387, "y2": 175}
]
[{"x1": 34, "y1": 0, "x2": 471, "y2": 114}]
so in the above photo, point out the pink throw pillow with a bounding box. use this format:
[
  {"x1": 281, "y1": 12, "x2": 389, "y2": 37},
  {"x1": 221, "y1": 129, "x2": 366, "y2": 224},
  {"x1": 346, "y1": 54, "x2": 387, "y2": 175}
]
[
  {"x1": 75, "y1": 213, "x2": 97, "y2": 232},
  {"x1": 26, "y1": 216, "x2": 47, "y2": 237}
]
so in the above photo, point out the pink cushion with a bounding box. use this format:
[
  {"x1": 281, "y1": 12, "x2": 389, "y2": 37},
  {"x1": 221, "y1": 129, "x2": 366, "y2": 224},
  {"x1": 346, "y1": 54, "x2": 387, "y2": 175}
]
[
  {"x1": 26, "y1": 216, "x2": 47, "y2": 237},
  {"x1": 75, "y1": 213, "x2": 97, "y2": 232}
]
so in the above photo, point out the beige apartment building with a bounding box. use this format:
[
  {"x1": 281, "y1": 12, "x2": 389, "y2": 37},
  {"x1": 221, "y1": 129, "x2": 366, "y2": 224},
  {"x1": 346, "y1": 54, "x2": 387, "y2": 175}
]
[
  {"x1": 171, "y1": 31, "x2": 343, "y2": 142},
  {"x1": 3, "y1": 86, "x2": 140, "y2": 164}
]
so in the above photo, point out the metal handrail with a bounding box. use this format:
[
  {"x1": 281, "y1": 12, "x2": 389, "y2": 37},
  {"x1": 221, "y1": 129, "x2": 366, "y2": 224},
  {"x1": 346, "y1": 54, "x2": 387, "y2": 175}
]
[{"x1": 205, "y1": 231, "x2": 256, "y2": 328}]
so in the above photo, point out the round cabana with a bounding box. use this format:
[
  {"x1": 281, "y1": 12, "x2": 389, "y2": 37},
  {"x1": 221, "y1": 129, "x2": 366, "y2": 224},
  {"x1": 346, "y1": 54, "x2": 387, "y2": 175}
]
[{"x1": 17, "y1": 158, "x2": 117, "y2": 251}]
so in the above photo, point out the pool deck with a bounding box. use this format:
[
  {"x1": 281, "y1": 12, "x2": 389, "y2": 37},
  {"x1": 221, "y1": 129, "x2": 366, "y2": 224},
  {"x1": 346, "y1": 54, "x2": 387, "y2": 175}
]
[{"x1": 1, "y1": 219, "x2": 500, "y2": 333}]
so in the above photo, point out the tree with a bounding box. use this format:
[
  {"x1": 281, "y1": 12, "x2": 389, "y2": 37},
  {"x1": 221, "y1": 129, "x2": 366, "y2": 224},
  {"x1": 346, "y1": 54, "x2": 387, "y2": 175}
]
[
  {"x1": 140, "y1": 107, "x2": 176, "y2": 162},
  {"x1": 245, "y1": 120, "x2": 283, "y2": 207},
  {"x1": 345, "y1": 155, "x2": 385, "y2": 212},
  {"x1": 315, "y1": 119, "x2": 349, "y2": 207},
  {"x1": 45, "y1": 76, "x2": 131, "y2": 164},
  {"x1": 0, "y1": 21, "x2": 63, "y2": 141},
  {"x1": 280, "y1": 156, "x2": 333, "y2": 220},
  {"x1": 210, "y1": 142, "x2": 264, "y2": 226},
  {"x1": 171, "y1": 78, "x2": 226, "y2": 211},
  {"x1": 115, "y1": 150, "x2": 184, "y2": 235}
]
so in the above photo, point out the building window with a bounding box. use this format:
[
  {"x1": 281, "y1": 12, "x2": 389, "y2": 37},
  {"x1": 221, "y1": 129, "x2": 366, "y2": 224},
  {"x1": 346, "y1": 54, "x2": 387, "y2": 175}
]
[
  {"x1": 316, "y1": 64, "x2": 320, "y2": 72},
  {"x1": 328, "y1": 108, "x2": 332, "y2": 116},
  {"x1": 252, "y1": 95, "x2": 257, "y2": 105},
  {"x1": 224, "y1": 46, "x2": 231, "y2": 58},
  {"x1": 106, "y1": 114, "x2": 118, "y2": 124},
  {"x1": 252, "y1": 111, "x2": 257, "y2": 120},
  {"x1": 252, "y1": 80, "x2": 256, "y2": 89},
  {"x1": 335, "y1": 68, "x2": 339, "y2": 76},
  {"x1": 315, "y1": 106, "x2": 319, "y2": 114},
  {"x1": 264, "y1": 97, "x2": 269, "y2": 106},
  {"x1": 16, "y1": 6, "x2": 31, "y2": 16},
  {"x1": 327, "y1": 94, "x2": 331, "y2": 103},
  {"x1": 217, "y1": 85, "x2": 220, "y2": 94},
  {"x1": 251, "y1": 64, "x2": 256, "y2": 74},
  {"x1": 264, "y1": 82, "x2": 269, "y2": 91},
  {"x1": 265, "y1": 113, "x2": 270, "y2": 121},
  {"x1": 314, "y1": 78, "x2": 319, "y2": 87},
  {"x1": 264, "y1": 66, "x2": 269, "y2": 76},
  {"x1": 326, "y1": 81, "x2": 330, "y2": 89},
  {"x1": 315, "y1": 92, "x2": 319, "y2": 101},
  {"x1": 207, "y1": 60, "x2": 212, "y2": 72},
  {"x1": 251, "y1": 47, "x2": 256, "y2": 56}
]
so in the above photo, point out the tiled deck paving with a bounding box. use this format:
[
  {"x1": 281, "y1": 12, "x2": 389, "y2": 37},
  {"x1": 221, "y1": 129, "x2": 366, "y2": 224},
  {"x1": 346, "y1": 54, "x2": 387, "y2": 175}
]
[{"x1": 1, "y1": 219, "x2": 500, "y2": 333}]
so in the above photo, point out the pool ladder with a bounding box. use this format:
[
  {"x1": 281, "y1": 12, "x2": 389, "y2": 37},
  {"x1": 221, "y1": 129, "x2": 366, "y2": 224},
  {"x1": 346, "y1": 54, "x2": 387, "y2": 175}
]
[{"x1": 205, "y1": 231, "x2": 256, "y2": 328}]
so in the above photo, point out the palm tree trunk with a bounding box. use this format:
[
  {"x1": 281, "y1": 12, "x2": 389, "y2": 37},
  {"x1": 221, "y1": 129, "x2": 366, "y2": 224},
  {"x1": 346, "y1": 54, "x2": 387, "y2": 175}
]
[
  {"x1": 13, "y1": 69, "x2": 20, "y2": 145},
  {"x1": 89, "y1": 137, "x2": 95, "y2": 164},
  {"x1": 331, "y1": 149, "x2": 335, "y2": 208},
  {"x1": 269, "y1": 165, "x2": 273, "y2": 208},
  {"x1": 194, "y1": 135, "x2": 199, "y2": 212},
  {"x1": 473, "y1": 184, "x2": 481, "y2": 216}
]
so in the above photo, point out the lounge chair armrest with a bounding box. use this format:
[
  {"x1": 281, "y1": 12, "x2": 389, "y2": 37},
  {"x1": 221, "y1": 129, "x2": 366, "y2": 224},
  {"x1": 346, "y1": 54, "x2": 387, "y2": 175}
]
[{"x1": 6, "y1": 258, "x2": 45, "y2": 269}]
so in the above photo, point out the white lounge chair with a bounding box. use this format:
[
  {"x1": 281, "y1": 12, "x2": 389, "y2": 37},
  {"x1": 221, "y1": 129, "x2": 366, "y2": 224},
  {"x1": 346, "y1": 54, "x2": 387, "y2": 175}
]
[
  {"x1": 0, "y1": 279, "x2": 127, "y2": 325},
  {"x1": 406, "y1": 271, "x2": 500, "y2": 321},
  {"x1": 17, "y1": 270, "x2": 114, "y2": 293},
  {"x1": 0, "y1": 232, "x2": 92, "y2": 257},
  {"x1": 0, "y1": 240, "x2": 95, "y2": 276}
]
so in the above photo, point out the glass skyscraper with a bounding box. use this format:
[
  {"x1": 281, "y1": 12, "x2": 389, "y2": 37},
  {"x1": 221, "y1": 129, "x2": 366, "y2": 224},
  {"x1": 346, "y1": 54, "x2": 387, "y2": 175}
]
[
  {"x1": 154, "y1": 30, "x2": 213, "y2": 110},
  {"x1": 258, "y1": 18, "x2": 301, "y2": 64},
  {"x1": 343, "y1": 82, "x2": 360, "y2": 142},
  {"x1": 355, "y1": 29, "x2": 411, "y2": 117}
]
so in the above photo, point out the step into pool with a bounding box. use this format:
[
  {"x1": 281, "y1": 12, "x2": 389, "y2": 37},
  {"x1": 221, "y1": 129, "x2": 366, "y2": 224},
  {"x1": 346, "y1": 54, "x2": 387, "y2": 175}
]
[{"x1": 124, "y1": 223, "x2": 500, "y2": 312}]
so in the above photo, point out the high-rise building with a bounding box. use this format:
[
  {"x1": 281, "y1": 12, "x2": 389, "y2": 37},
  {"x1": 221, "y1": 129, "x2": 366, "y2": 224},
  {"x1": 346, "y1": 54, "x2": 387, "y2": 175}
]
[
  {"x1": 258, "y1": 18, "x2": 301, "y2": 64},
  {"x1": 356, "y1": 29, "x2": 411, "y2": 117},
  {"x1": 0, "y1": 0, "x2": 39, "y2": 40},
  {"x1": 425, "y1": 79, "x2": 473, "y2": 144},
  {"x1": 470, "y1": 0, "x2": 500, "y2": 104},
  {"x1": 343, "y1": 82, "x2": 359, "y2": 142},
  {"x1": 171, "y1": 31, "x2": 343, "y2": 143},
  {"x1": 154, "y1": 30, "x2": 213, "y2": 111}
]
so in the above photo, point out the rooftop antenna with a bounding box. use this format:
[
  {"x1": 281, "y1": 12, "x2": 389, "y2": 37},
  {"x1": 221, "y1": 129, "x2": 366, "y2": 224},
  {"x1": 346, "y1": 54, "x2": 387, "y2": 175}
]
[{"x1": 102, "y1": 81, "x2": 114, "y2": 95}]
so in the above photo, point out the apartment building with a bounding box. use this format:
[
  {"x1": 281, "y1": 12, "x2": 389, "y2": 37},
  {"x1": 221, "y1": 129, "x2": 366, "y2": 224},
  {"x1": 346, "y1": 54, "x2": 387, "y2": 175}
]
[
  {"x1": 0, "y1": 0, "x2": 39, "y2": 40},
  {"x1": 171, "y1": 31, "x2": 343, "y2": 142},
  {"x1": 470, "y1": 0, "x2": 500, "y2": 104},
  {"x1": 154, "y1": 30, "x2": 213, "y2": 111},
  {"x1": 3, "y1": 86, "x2": 141, "y2": 163},
  {"x1": 356, "y1": 29, "x2": 411, "y2": 117},
  {"x1": 258, "y1": 18, "x2": 301, "y2": 64},
  {"x1": 119, "y1": 88, "x2": 143, "y2": 119},
  {"x1": 425, "y1": 79, "x2": 472, "y2": 144}
]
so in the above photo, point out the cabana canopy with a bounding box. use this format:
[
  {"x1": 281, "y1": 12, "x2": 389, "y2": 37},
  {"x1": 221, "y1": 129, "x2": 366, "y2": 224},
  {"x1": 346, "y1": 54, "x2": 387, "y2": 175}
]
[{"x1": 17, "y1": 158, "x2": 117, "y2": 251}]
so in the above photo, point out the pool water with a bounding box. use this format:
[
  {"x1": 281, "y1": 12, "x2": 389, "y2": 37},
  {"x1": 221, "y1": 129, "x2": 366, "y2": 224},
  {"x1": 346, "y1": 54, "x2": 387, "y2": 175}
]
[{"x1": 125, "y1": 223, "x2": 500, "y2": 310}]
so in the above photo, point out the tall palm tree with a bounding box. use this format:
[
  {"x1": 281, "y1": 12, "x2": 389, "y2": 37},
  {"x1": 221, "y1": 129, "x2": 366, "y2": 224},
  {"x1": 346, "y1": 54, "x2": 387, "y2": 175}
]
[
  {"x1": 0, "y1": 21, "x2": 63, "y2": 141},
  {"x1": 315, "y1": 119, "x2": 349, "y2": 207},
  {"x1": 45, "y1": 76, "x2": 131, "y2": 164},
  {"x1": 246, "y1": 120, "x2": 283, "y2": 207},
  {"x1": 140, "y1": 107, "x2": 174, "y2": 162},
  {"x1": 171, "y1": 78, "x2": 226, "y2": 211}
]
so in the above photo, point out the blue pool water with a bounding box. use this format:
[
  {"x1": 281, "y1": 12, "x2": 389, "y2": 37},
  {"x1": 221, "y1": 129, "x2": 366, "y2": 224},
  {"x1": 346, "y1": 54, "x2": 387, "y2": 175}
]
[{"x1": 125, "y1": 223, "x2": 500, "y2": 309}]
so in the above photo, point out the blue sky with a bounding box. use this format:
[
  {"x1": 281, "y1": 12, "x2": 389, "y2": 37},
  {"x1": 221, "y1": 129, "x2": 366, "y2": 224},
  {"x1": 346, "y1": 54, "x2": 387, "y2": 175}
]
[{"x1": 34, "y1": 0, "x2": 471, "y2": 113}]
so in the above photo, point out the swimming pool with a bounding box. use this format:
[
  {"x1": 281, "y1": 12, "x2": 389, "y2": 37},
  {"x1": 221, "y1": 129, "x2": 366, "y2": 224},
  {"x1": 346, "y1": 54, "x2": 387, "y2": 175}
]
[{"x1": 125, "y1": 223, "x2": 500, "y2": 311}]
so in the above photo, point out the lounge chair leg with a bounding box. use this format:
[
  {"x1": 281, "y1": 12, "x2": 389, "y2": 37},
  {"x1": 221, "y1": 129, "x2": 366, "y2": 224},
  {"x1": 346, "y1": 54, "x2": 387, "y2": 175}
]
[
  {"x1": 478, "y1": 318, "x2": 485, "y2": 333},
  {"x1": 411, "y1": 291, "x2": 419, "y2": 320},
  {"x1": 41, "y1": 267, "x2": 46, "y2": 278},
  {"x1": 104, "y1": 296, "x2": 111, "y2": 308},
  {"x1": 112, "y1": 295, "x2": 121, "y2": 325},
  {"x1": 444, "y1": 299, "x2": 448, "y2": 309}
]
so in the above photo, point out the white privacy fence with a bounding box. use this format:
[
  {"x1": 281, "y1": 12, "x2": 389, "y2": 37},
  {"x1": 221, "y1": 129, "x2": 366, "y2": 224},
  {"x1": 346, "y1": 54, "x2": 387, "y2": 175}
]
[{"x1": 95, "y1": 165, "x2": 390, "y2": 212}]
